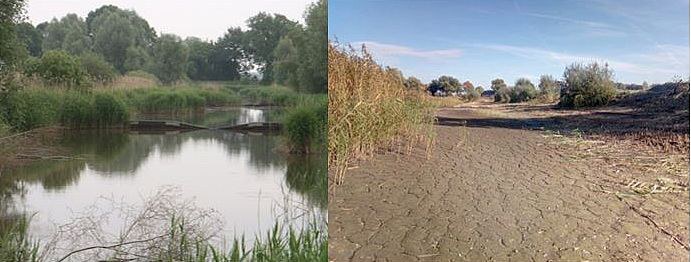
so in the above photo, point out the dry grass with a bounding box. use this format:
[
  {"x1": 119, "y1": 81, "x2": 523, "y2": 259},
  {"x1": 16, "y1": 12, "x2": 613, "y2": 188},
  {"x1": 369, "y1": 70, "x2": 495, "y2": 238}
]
[{"x1": 328, "y1": 43, "x2": 435, "y2": 184}]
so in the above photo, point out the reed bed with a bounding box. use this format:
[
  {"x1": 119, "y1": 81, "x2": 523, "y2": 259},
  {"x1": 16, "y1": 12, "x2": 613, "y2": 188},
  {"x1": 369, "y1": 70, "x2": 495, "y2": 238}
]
[{"x1": 328, "y1": 43, "x2": 435, "y2": 184}]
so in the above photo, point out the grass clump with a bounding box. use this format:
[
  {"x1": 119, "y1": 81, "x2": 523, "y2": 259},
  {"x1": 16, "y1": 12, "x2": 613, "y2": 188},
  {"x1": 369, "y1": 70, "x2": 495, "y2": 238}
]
[
  {"x1": 559, "y1": 62, "x2": 616, "y2": 108},
  {"x1": 328, "y1": 43, "x2": 434, "y2": 184},
  {"x1": 283, "y1": 97, "x2": 326, "y2": 154},
  {"x1": 0, "y1": 217, "x2": 39, "y2": 262},
  {"x1": 0, "y1": 88, "x2": 61, "y2": 131}
]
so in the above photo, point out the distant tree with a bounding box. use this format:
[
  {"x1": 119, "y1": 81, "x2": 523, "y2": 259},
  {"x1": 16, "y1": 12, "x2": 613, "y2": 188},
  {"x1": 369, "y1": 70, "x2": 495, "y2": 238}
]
[
  {"x1": 15, "y1": 22, "x2": 43, "y2": 57},
  {"x1": 511, "y1": 78, "x2": 537, "y2": 102},
  {"x1": 428, "y1": 75, "x2": 461, "y2": 95},
  {"x1": 0, "y1": 0, "x2": 27, "y2": 93},
  {"x1": 462, "y1": 80, "x2": 474, "y2": 92},
  {"x1": 79, "y1": 52, "x2": 117, "y2": 84},
  {"x1": 560, "y1": 62, "x2": 616, "y2": 108},
  {"x1": 27, "y1": 50, "x2": 86, "y2": 87},
  {"x1": 42, "y1": 14, "x2": 91, "y2": 55},
  {"x1": 642, "y1": 81, "x2": 649, "y2": 89},
  {"x1": 297, "y1": 0, "x2": 327, "y2": 92},
  {"x1": 89, "y1": 6, "x2": 156, "y2": 73},
  {"x1": 244, "y1": 12, "x2": 298, "y2": 83},
  {"x1": 151, "y1": 34, "x2": 188, "y2": 85},
  {"x1": 538, "y1": 74, "x2": 559, "y2": 102},
  {"x1": 212, "y1": 27, "x2": 246, "y2": 80},
  {"x1": 491, "y1": 78, "x2": 507, "y2": 91},
  {"x1": 404, "y1": 76, "x2": 424, "y2": 91},
  {"x1": 273, "y1": 35, "x2": 301, "y2": 87},
  {"x1": 475, "y1": 86, "x2": 484, "y2": 94}
]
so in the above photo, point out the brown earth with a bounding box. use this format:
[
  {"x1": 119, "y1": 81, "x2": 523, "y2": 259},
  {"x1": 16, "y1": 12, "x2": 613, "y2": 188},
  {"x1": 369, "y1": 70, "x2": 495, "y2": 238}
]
[{"x1": 329, "y1": 100, "x2": 689, "y2": 261}]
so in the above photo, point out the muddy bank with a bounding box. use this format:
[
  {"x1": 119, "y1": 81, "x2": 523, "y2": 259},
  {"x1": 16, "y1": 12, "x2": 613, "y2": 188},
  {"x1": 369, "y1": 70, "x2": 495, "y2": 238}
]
[{"x1": 329, "y1": 103, "x2": 689, "y2": 261}]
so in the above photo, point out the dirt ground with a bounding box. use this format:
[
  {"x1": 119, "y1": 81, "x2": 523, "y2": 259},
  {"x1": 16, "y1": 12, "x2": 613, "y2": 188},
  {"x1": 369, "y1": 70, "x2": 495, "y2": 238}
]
[{"x1": 329, "y1": 99, "x2": 689, "y2": 261}]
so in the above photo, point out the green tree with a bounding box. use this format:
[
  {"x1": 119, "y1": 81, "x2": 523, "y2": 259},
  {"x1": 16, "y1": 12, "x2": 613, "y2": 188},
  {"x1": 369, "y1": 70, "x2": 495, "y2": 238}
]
[
  {"x1": 538, "y1": 74, "x2": 559, "y2": 101},
  {"x1": 92, "y1": 12, "x2": 135, "y2": 72},
  {"x1": 273, "y1": 35, "x2": 300, "y2": 87},
  {"x1": 42, "y1": 14, "x2": 91, "y2": 55},
  {"x1": 28, "y1": 50, "x2": 86, "y2": 87},
  {"x1": 511, "y1": 78, "x2": 537, "y2": 102},
  {"x1": 15, "y1": 22, "x2": 42, "y2": 57},
  {"x1": 0, "y1": 0, "x2": 27, "y2": 93},
  {"x1": 244, "y1": 12, "x2": 298, "y2": 83},
  {"x1": 79, "y1": 52, "x2": 117, "y2": 84},
  {"x1": 404, "y1": 76, "x2": 424, "y2": 91},
  {"x1": 491, "y1": 78, "x2": 507, "y2": 91},
  {"x1": 151, "y1": 34, "x2": 188, "y2": 85},
  {"x1": 297, "y1": 0, "x2": 327, "y2": 92},
  {"x1": 560, "y1": 62, "x2": 616, "y2": 108}
]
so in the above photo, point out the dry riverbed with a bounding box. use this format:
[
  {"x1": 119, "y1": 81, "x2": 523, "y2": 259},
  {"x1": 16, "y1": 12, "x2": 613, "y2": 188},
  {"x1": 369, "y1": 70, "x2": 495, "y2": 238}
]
[{"x1": 329, "y1": 100, "x2": 689, "y2": 261}]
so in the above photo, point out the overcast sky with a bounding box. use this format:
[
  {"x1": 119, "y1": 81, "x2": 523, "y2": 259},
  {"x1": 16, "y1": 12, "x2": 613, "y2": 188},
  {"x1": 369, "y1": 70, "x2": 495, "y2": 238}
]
[{"x1": 25, "y1": 0, "x2": 315, "y2": 41}]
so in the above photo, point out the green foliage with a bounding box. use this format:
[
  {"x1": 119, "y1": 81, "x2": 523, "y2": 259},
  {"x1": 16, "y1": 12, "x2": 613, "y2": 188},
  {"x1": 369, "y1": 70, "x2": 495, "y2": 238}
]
[
  {"x1": 42, "y1": 14, "x2": 91, "y2": 55},
  {"x1": 151, "y1": 34, "x2": 189, "y2": 85},
  {"x1": 60, "y1": 92, "x2": 95, "y2": 127},
  {"x1": 244, "y1": 12, "x2": 299, "y2": 84},
  {"x1": 93, "y1": 92, "x2": 128, "y2": 126},
  {"x1": 273, "y1": 35, "x2": 301, "y2": 88},
  {"x1": 0, "y1": 217, "x2": 39, "y2": 262},
  {"x1": 538, "y1": 74, "x2": 560, "y2": 102},
  {"x1": 1, "y1": 88, "x2": 61, "y2": 130},
  {"x1": 15, "y1": 22, "x2": 42, "y2": 57},
  {"x1": 510, "y1": 78, "x2": 538, "y2": 102},
  {"x1": 0, "y1": 0, "x2": 27, "y2": 78},
  {"x1": 27, "y1": 50, "x2": 86, "y2": 87},
  {"x1": 428, "y1": 75, "x2": 461, "y2": 94},
  {"x1": 404, "y1": 76, "x2": 424, "y2": 91},
  {"x1": 79, "y1": 52, "x2": 117, "y2": 84},
  {"x1": 491, "y1": 78, "x2": 507, "y2": 91},
  {"x1": 560, "y1": 62, "x2": 616, "y2": 108},
  {"x1": 284, "y1": 104, "x2": 321, "y2": 153},
  {"x1": 89, "y1": 6, "x2": 156, "y2": 73},
  {"x1": 494, "y1": 86, "x2": 511, "y2": 103}
]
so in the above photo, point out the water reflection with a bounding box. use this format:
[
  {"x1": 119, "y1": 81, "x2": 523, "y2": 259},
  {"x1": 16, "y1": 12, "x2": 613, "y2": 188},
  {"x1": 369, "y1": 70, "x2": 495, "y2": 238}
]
[{"x1": 0, "y1": 107, "x2": 326, "y2": 247}]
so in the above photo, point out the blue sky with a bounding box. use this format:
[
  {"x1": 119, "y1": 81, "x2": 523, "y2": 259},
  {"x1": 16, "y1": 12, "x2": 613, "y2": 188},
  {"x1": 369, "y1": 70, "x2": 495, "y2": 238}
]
[{"x1": 329, "y1": 0, "x2": 690, "y2": 88}]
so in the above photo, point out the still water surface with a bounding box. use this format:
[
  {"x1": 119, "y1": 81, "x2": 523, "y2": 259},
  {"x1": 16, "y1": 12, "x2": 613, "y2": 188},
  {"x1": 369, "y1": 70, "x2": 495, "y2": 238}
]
[{"x1": 2, "y1": 107, "x2": 325, "y2": 253}]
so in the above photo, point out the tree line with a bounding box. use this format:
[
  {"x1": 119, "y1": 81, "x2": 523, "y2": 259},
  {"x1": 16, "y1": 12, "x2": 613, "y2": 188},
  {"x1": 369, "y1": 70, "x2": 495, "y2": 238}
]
[{"x1": 1, "y1": 0, "x2": 326, "y2": 92}]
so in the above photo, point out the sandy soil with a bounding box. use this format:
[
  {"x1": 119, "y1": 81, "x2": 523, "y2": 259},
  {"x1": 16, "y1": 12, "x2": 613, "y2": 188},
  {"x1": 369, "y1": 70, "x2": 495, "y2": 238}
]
[{"x1": 329, "y1": 100, "x2": 689, "y2": 261}]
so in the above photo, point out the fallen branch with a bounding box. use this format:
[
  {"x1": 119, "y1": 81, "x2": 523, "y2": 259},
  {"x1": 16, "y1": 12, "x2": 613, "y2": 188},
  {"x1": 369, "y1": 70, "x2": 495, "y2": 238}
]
[
  {"x1": 15, "y1": 154, "x2": 84, "y2": 160},
  {"x1": 57, "y1": 233, "x2": 169, "y2": 262},
  {"x1": 0, "y1": 130, "x2": 33, "y2": 143}
]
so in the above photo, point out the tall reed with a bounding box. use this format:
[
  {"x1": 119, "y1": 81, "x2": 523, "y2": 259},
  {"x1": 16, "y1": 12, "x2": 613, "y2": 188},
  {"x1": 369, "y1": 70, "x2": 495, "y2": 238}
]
[{"x1": 328, "y1": 43, "x2": 435, "y2": 184}]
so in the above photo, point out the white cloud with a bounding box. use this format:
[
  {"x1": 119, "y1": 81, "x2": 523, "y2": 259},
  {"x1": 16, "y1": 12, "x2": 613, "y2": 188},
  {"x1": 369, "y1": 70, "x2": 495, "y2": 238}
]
[
  {"x1": 353, "y1": 41, "x2": 462, "y2": 59},
  {"x1": 482, "y1": 44, "x2": 677, "y2": 75}
]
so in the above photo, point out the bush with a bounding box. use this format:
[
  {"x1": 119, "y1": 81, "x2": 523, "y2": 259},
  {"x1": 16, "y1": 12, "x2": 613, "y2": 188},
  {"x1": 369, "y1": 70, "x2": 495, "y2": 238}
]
[
  {"x1": 537, "y1": 74, "x2": 560, "y2": 102},
  {"x1": 559, "y1": 62, "x2": 616, "y2": 108},
  {"x1": 284, "y1": 105, "x2": 320, "y2": 153},
  {"x1": 60, "y1": 92, "x2": 95, "y2": 127},
  {"x1": 79, "y1": 52, "x2": 118, "y2": 84},
  {"x1": 1, "y1": 89, "x2": 61, "y2": 130},
  {"x1": 93, "y1": 93, "x2": 128, "y2": 126},
  {"x1": 510, "y1": 78, "x2": 538, "y2": 102},
  {"x1": 494, "y1": 86, "x2": 511, "y2": 103},
  {"x1": 27, "y1": 50, "x2": 87, "y2": 87}
]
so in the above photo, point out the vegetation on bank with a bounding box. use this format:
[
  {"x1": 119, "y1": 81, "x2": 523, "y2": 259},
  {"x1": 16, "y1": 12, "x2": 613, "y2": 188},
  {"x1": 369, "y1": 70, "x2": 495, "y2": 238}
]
[
  {"x1": 0, "y1": 212, "x2": 325, "y2": 262},
  {"x1": 328, "y1": 43, "x2": 435, "y2": 184}
]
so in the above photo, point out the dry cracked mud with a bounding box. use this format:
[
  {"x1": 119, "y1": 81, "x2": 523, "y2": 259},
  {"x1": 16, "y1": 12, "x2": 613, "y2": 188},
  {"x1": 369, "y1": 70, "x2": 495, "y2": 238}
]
[{"x1": 329, "y1": 102, "x2": 689, "y2": 262}]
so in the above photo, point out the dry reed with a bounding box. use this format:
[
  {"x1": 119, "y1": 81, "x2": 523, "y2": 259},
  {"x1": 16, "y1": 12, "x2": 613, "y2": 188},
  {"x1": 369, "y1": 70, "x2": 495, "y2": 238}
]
[{"x1": 328, "y1": 43, "x2": 435, "y2": 184}]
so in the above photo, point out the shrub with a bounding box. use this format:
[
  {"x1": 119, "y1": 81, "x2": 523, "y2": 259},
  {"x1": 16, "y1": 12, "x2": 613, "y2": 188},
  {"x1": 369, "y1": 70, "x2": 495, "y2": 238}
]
[
  {"x1": 28, "y1": 50, "x2": 87, "y2": 87},
  {"x1": 1, "y1": 89, "x2": 61, "y2": 130},
  {"x1": 284, "y1": 105, "x2": 320, "y2": 154},
  {"x1": 79, "y1": 52, "x2": 118, "y2": 84},
  {"x1": 494, "y1": 86, "x2": 511, "y2": 103},
  {"x1": 93, "y1": 93, "x2": 128, "y2": 126},
  {"x1": 560, "y1": 62, "x2": 616, "y2": 108},
  {"x1": 510, "y1": 78, "x2": 538, "y2": 102},
  {"x1": 60, "y1": 92, "x2": 95, "y2": 127},
  {"x1": 537, "y1": 74, "x2": 560, "y2": 102}
]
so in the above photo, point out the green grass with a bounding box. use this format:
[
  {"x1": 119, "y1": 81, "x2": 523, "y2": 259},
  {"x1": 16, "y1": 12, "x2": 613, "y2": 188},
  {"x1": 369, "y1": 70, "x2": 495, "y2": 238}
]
[
  {"x1": 0, "y1": 86, "x2": 243, "y2": 132},
  {"x1": 152, "y1": 219, "x2": 326, "y2": 262},
  {"x1": 0, "y1": 216, "x2": 39, "y2": 262},
  {"x1": 282, "y1": 96, "x2": 327, "y2": 154}
]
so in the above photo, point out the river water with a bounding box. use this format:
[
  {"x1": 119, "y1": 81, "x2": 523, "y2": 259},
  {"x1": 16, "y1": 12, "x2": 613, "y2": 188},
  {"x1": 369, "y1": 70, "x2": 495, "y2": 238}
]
[{"x1": 0, "y1": 107, "x2": 326, "y2": 257}]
